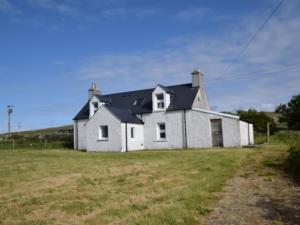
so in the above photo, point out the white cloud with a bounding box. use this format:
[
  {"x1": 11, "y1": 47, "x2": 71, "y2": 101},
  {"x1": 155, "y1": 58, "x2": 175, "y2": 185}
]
[
  {"x1": 75, "y1": 0, "x2": 300, "y2": 110},
  {"x1": 26, "y1": 0, "x2": 81, "y2": 17},
  {"x1": 176, "y1": 7, "x2": 213, "y2": 20},
  {"x1": 0, "y1": 0, "x2": 21, "y2": 14}
]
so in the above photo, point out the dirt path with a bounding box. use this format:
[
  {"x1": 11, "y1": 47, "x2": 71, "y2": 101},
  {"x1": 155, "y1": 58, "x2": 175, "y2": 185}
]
[{"x1": 204, "y1": 148, "x2": 300, "y2": 225}]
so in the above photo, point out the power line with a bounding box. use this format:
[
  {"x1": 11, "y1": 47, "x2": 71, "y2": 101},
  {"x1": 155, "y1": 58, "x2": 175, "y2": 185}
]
[
  {"x1": 206, "y1": 62, "x2": 300, "y2": 83},
  {"x1": 209, "y1": 0, "x2": 286, "y2": 86}
]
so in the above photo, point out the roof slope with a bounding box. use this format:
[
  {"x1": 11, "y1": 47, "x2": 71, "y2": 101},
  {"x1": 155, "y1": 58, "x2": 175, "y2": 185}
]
[
  {"x1": 106, "y1": 106, "x2": 143, "y2": 124},
  {"x1": 74, "y1": 83, "x2": 198, "y2": 120}
]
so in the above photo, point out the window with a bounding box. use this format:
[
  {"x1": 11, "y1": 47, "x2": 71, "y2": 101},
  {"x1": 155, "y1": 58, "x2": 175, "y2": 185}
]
[
  {"x1": 133, "y1": 98, "x2": 144, "y2": 106},
  {"x1": 130, "y1": 127, "x2": 135, "y2": 138},
  {"x1": 156, "y1": 94, "x2": 164, "y2": 109},
  {"x1": 157, "y1": 123, "x2": 166, "y2": 140},
  {"x1": 99, "y1": 125, "x2": 108, "y2": 139},
  {"x1": 93, "y1": 102, "x2": 99, "y2": 113}
]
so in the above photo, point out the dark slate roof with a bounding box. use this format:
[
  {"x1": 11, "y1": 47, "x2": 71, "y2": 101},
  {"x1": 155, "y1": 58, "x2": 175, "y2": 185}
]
[
  {"x1": 106, "y1": 106, "x2": 143, "y2": 124},
  {"x1": 74, "y1": 102, "x2": 89, "y2": 120},
  {"x1": 157, "y1": 84, "x2": 175, "y2": 95},
  {"x1": 74, "y1": 83, "x2": 198, "y2": 120}
]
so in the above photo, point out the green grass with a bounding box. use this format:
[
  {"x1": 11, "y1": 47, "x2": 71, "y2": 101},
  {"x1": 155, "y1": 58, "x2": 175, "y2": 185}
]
[{"x1": 0, "y1": 148, "x2": 250, "y2": 225}]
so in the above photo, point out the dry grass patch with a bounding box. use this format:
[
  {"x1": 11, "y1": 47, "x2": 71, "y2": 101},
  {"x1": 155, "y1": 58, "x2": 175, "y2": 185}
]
[{"x1": 0, "y1": 149, "x2": 249, "y2": 225}]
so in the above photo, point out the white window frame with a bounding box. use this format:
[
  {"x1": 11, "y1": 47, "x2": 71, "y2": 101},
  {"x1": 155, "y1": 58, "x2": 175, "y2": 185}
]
[
  {"x1": 130, "y1": 127, "x2": 135, "y2": 139},
  {"x1": 156, "y1": 93, "x2": 165, "y2": 110},
  {"x1": 157, "y1": 122, "x2": 166, "y2": 140},
  {"x1": 99, "y1": 125, "x2": 108, "y2": 140}
]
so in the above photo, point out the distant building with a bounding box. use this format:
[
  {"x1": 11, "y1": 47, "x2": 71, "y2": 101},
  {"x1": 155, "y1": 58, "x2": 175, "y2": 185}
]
[{"x1": 73, "y1": 69, "x2": 254, "y2": 152}]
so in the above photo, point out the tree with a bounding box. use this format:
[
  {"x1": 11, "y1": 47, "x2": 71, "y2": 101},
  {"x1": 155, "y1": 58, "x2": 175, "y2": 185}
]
[
  {"x1": 237, "y1": 109, "x2": 276, "y2": 133},
  {"x1": 278, "y1": 95, "x2": 300, "y2": 130},
  {"x1": 275, "y1": 103, "x2": 287, "y2": 114}
]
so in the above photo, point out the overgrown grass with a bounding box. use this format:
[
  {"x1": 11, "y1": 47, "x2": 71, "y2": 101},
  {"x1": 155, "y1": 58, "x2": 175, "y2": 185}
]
[
  {"x1": 255, "y1": 130, "x2": 300, "y2": 145},
  {"x1": 0, "y1": 149, "x2": 249, "y2": 225}
]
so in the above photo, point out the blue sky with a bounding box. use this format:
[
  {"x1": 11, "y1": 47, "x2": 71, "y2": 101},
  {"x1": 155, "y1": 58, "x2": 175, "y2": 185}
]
[{"x1": 0, "y1": 0, "x2": 300, "y2": 132}]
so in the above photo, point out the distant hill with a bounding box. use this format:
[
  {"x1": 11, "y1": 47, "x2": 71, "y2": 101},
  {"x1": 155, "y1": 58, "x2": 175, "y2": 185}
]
[{"x1": 0, "y1": 125, "x2": 73, "y2": 138}]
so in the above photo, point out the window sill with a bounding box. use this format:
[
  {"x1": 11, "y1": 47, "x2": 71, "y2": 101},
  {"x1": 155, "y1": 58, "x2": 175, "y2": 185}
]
[
  {"x1": 153, "y1": 109, "x2": 166, "y2": 112},
  {"x1": 154, "y1": 139, "x2": 168, "y2": 142},
  {"x1": 97, "y1": 138, "x2": 109, "y2": 142}
]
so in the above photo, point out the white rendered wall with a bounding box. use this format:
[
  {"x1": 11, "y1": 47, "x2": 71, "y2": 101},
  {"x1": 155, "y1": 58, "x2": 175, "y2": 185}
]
[
  {"x1": 75, "y1": 119, "x2": 88, "y2": 150},
  {"x1": 240, "y1": 121, "x2": 254, "y2": 146},
  {"x1": 186, "y1": 109, "x2": 241, "y2": 148},
  {"x1": 121, "y1": 123, "x2": 144, "y2": 152},
  {"x1": 86, "y1": 106, "x2": 122, "y2": 152},
  {"x1": 143, "y1": 110, "x2": 185, "y2": 149}
]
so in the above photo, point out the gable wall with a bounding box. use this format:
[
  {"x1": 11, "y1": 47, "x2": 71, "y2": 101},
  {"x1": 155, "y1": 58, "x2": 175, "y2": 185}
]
[
  {"x1": 86, "y1": 106, "x2": 122, "y2": 151},
  {"x1": 192, "y1": 88, "x2": 210, "y2": 110}
]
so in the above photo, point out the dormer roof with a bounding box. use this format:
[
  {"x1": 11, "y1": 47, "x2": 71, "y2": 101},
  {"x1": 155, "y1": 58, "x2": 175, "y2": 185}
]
[{"x1": 155, "y1": 84, "x2": 175, "y2": 95}]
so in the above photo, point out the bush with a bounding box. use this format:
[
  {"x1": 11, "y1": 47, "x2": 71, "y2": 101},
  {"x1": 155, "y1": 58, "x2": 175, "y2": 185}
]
[
  {"x1": 270, "y1": 131, "x2": 300, "y2": 145},
  {"x1": 285, "y1": 144, "x2": 300, "y2": 176},
  {"x1": 237, "y1": 109, "x2": 276, "y2": 133}
]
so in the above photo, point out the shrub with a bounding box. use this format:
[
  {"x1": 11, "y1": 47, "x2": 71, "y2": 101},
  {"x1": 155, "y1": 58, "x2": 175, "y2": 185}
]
[
  {"x1": 270, "y1": 131, "x2": 300, "y2": 145},
  {"x1": 285, "y1": 144, "x2": 300, "y2": 176}
]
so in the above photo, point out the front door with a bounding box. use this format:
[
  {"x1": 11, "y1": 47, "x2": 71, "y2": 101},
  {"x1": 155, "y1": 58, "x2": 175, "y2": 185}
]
[{"x1": 211, "y1": 119, "x2": 223, "y2": 147}]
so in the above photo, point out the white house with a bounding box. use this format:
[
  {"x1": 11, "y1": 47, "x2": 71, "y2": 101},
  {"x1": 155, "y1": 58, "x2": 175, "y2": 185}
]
[{"x1": 73, "y1": 69, "x2": 254, "y2": 152}]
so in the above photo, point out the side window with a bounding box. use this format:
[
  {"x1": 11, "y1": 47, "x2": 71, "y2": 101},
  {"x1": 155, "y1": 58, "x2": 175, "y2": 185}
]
[
  {"x1": 157, "y1": 122, "x2": 166, "y2": 139},
  {"x1": 130, "y1": 127, "x2": 135, "y2": 138},
  {"x1": 99, "y1": 125, "x2": 108, "y2": 139}
]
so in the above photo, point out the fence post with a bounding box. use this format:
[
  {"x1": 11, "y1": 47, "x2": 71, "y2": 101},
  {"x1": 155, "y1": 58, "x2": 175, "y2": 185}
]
[
  {"x1": 12, "y1": 139, "x2": 15, "y2": 150},
  {"x1": 267, "y1": 122, "x2": 270, "y2": 143}
]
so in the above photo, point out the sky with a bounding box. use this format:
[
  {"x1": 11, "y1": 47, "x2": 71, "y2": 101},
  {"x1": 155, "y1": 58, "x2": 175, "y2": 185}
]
[{"x1": 0, "y1": 0, "x2": 300, "y2": 133}]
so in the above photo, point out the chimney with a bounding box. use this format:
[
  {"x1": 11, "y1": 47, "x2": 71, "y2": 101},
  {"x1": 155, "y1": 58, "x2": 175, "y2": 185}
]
[
  {"x1": 191, "y1": 69, "x2": 204, "y2": 88},
  {"x1": 88, "y1": 83, "x2": 101, "y2": 100}
]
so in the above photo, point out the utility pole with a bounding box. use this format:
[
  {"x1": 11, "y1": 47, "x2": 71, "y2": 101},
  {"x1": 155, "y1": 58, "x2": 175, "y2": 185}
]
[
  {"x1": 7, "y1": 105, "x2": 14, "y2": 137},
  {"x1": 267, "y1": 122, "x2": 270, "y2": 143}
]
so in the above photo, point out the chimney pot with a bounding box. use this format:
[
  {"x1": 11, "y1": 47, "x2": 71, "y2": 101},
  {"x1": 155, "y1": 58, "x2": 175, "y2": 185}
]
[{"x1": 88, "y1": 83, "x2": 101, "y2": 100}]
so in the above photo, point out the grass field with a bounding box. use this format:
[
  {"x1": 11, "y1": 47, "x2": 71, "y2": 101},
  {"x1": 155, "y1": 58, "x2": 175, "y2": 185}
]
[{"x1": 0, "y1": 148, "x2": 253, "y2": 225}]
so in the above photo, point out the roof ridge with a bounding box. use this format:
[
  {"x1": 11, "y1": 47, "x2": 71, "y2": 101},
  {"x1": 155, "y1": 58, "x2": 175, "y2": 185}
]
[{"x1": 102, "y1": 83, "x2": 191, "y2": 97}]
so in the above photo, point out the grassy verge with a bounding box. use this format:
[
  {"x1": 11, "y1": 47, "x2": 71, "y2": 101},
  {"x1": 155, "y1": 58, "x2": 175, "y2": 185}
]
[{"x1": 0, "y1": 148, "x2": 249, "y2": 225}]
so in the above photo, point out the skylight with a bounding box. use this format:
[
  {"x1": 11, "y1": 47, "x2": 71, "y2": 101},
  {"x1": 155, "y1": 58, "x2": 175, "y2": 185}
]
[{"x1": 133, "y1": 98, "x2": 144, "y2": 106}]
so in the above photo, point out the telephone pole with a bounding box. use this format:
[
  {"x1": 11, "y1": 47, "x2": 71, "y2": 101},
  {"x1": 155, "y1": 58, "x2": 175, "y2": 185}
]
[{"x1": 7, "y1": 105, "x2": 13, "y2": 137}]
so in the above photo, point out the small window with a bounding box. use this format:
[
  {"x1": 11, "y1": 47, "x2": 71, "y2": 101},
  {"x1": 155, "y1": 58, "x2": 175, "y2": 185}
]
[
  {"x1": 93, "y1": 102, "x2": 99, "y2": 113},
  {"x1": 157, "y1": 122, "x2": 166, "y2": 140},
  {"x1": 99, "y1": 125, "x2": 108, "y2": 139},
  {"x1": 130, "y1": 127, "x2": 135, "y2": 138},
  {"x1": 156, "y1": 94, "x2": 164, "y2": 109}
]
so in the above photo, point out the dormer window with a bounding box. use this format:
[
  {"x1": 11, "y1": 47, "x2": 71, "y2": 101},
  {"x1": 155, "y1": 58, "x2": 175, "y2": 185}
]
[{"x1": 156, "y1": 94, "x2": 164, "y2": 109}]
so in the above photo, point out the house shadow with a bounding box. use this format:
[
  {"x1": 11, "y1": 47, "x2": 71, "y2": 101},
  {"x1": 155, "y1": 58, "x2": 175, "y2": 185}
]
[{"x1": 256, "y1": 180, "x2": 300, "y2": 225}]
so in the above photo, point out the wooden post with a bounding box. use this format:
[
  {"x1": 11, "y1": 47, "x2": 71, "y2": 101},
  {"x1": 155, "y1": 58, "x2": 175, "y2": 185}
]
[
  {"x1": 12, "y1": 139, "x2": 15, "y2": 150},
  {"x1": 267, "y1": 122, "x2": 270, "y2": 143}
]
